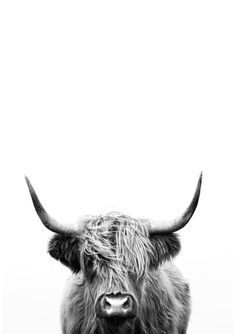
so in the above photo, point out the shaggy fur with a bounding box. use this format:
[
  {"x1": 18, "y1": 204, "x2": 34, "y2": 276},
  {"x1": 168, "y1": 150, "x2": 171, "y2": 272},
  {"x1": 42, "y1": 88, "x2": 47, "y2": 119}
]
[{"x1": 49, "y1": 213, "x2": 190, "y2": 334}]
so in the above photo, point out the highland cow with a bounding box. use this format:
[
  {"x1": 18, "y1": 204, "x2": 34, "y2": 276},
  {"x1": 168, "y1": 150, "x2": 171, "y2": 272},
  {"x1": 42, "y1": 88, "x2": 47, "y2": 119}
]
[{"x1": 25, "y1": 174, "x2": 202, "y2": 334}]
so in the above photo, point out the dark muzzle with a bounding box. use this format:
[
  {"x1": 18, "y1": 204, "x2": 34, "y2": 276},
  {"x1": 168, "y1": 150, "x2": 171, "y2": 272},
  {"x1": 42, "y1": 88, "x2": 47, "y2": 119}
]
[{"x1": 96, "y1": 293, "x2": 137, "y2": 322}]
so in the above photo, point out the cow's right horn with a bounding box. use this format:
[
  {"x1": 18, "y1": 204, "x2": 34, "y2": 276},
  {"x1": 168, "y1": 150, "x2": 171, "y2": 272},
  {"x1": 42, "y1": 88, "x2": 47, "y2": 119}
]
[{"x1": 25, "y1": 177, "x2": 86, "y2": 235}]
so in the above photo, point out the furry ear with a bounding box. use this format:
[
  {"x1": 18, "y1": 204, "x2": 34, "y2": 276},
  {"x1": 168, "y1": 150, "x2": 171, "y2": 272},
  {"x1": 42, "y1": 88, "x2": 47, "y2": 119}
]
[
  {"x1": 48, "y1": 234, "x2": 81, "y2": 273},
  {"x1": 149, "y1": 233, "x2": 181, "y2": 268}
]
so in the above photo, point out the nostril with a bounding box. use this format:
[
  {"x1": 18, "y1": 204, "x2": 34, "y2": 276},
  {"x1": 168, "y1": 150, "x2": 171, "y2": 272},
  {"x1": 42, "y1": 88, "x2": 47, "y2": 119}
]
[
  {"x1": 123, "y1": 297, "x2": 130, "y2": 309},
  {"x1": 103, "y1": 298, "x2": 111, "y2": 309}
]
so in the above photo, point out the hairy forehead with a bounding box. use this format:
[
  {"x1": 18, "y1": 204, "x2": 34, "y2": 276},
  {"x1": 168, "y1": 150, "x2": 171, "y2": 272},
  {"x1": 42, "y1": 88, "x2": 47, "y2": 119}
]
[
  {"x1": 80, "y1": 212, "x2": 153, "y2": 277},
  {"x1": 82, "y1": 212, "x2": 149, "y2": 249},
  {"x1": 85, "y1": 212, "x2": 146, "y2": 232},
  {"x1": 85, "y1": 212, "x2": 136, "y2": 225}
]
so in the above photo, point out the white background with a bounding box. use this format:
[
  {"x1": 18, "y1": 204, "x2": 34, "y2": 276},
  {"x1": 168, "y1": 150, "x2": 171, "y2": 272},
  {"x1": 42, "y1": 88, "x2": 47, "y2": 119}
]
[{"x1": 1, "y1": 1, "x2": 235, "y2": 333}]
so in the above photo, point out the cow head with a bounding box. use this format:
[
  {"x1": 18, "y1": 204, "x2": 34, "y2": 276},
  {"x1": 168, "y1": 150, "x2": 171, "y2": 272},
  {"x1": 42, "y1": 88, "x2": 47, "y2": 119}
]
[{"x1": 25, "y1": 174, "x2": 202, "y2": 333}]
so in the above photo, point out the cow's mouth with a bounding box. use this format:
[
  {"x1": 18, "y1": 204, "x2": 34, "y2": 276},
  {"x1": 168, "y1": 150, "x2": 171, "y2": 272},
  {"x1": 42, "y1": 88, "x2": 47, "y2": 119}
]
[
  {"x1": 105, "y1": 316, "x2": 127, "y2": 326},
  {"x1": 104, "y1": 315, "x2": 136, "y2": 327}
]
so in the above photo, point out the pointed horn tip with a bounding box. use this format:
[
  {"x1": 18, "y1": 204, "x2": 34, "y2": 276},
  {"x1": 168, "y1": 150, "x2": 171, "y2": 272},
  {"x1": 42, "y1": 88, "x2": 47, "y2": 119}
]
[
  {"x1": 25, "y1": 176, "x2": 36, "y2": 195},
  {"x1": 24, "y1": 175, "x2": 31, "y2": 187},
  {"x1": 198, "y1": 171, "x2": 203, "y2": 187}
]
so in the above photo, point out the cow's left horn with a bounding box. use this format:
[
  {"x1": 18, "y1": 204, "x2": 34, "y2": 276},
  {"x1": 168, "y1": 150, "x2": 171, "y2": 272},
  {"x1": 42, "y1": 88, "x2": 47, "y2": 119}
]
[
  {"x1": 141, "y1": 173, "x2": 202, "y2": 234},
  {"x1": 25, "y1": 177, "x2": 86, "y2": 235}
]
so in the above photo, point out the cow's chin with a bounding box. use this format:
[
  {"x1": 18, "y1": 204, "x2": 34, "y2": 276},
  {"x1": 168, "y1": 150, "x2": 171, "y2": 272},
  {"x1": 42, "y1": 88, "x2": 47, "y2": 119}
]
[{"x1": 97, "y1": 316, "x2": 137, "y2": 334}]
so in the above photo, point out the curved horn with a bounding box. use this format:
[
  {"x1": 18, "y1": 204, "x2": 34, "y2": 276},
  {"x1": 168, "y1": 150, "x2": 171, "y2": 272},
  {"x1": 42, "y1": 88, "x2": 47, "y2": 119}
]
[
  {"x1": 25, "y1": 176, "x2": 86, "y2": 235},
  {"x1": 141, "y1": 173, "x2": 202, "y2": 234}
]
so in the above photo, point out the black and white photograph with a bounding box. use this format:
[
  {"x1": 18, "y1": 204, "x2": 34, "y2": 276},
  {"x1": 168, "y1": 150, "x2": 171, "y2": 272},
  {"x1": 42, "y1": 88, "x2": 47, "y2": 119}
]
[{"x1": 1, "y1": 1, "x2": 235, "y2": 333}]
